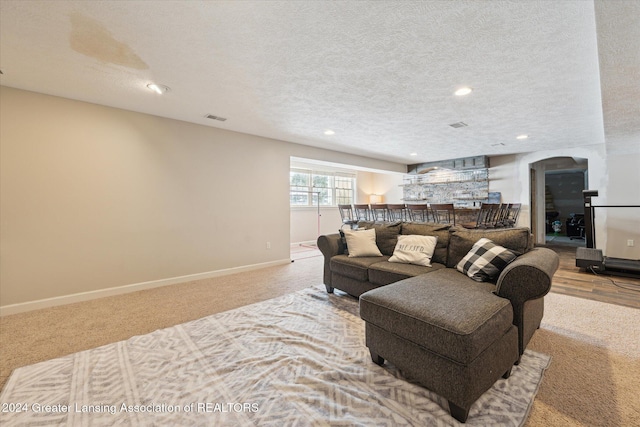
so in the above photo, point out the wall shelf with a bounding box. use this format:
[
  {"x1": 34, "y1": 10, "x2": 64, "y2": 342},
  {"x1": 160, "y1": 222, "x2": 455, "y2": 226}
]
[{"x1": 408, "y1": 155, "x2": 489, "y2": 174}]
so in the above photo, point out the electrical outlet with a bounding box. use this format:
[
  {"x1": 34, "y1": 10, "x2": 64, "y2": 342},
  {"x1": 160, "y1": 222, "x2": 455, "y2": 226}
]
[
  {"x1": 266, "y1": 241, "x2": 271, "y2": 250},
  {"x1": 627, "y1": 239, "x2": 635, "y2": 247}
]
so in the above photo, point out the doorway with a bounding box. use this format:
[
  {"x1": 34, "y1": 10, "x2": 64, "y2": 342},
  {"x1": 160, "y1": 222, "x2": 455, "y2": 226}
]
[{"x1": 530, "y1": 157, "x2": 588, "y2": 247}]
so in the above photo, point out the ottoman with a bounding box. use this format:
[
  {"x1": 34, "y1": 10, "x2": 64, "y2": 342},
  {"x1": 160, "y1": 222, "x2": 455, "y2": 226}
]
[{"x1": 359, "y1": 272, "x2": 519, "y2": 423}]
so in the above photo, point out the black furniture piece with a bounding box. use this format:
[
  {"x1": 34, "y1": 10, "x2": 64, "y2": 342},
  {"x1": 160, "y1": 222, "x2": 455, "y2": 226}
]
[
  {"x1": 566, "y1": 213, "x2": 585, "y2": 239},
  {"x1": 545, "y1": 211, "x2": 559, "y2": 233}
]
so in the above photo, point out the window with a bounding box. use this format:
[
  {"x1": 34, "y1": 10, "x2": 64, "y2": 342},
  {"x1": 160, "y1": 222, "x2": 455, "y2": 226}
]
[
  {"x1": 290, "y1": 169, "x2": 355, "y2": 206},
  {"x1": 290, "y1": 171, "x2": 311, "y2": 206},
  {"x1": 334, "y1": 175, "x2": 354, "y2": 205}
]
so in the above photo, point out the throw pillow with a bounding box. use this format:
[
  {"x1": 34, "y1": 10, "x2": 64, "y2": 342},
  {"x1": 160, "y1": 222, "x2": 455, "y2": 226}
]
[
  {"x1": 343, "y1": 228, "x2": 383, "y2": 258},
  {"x1": 447, "y1": 227, "x2": 530, "y2": 268},
  {"x1": 456, "y1": 237, "x2": 517, "y2": 282},
  {"x1": 362, "y1": 222, "x2": 402, "y2": 255},
  {"x1": 401, "y1": 223, "x2": 451, "y2": 265},
  {"x1": 389, "y1": 234, "x2": 438, "y2": 267},
  {"x1": 338, "y1": 229, "x2": 349, "y2": 255}
]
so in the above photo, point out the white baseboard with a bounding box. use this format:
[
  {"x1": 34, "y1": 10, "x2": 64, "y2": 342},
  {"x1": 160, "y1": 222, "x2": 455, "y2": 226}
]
[
  {"x1": 0, "y1": 259, "x2": 291, "y2": 316},
  {"x1": 291, "y1": 240, "x2": 318, "y2": 246}
]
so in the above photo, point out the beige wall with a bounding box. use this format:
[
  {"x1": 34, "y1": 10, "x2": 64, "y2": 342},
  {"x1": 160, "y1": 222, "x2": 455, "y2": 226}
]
[
  {"x1": 0, "y1": 87, "x2": 405, "y2": 311},
  {"x1": 603, "y1": 151, "x2": 640, "y2": 259},
  {"x1": 3, "y1": 86, "x2": 637, "y2": 311},
  {"x1": 354, "y1": 171, "x2": 404, "y2": 205},
  {"x1": 290, "y1": 207, "x2": 341, "y2": 244},
  {"x1": 370, "y1": 173, "x2": 404, "y2": 204}
]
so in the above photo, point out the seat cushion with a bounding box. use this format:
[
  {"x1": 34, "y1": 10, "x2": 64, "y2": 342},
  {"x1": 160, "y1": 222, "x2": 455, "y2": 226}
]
[
  {"x1": 360, "y1": 270, "x2": 513, "y2": 364},
  {"x1": 368, "y1": 261, "x2": 446, "y2": 286},
  {"x1": 330, "y1": 254, "x2": 391, "y2": 282}
]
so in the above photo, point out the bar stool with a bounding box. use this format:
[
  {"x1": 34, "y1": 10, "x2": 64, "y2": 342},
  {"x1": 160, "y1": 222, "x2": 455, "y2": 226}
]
[
  {"x1": 387, "y1": 204, "x2": 407, "y2": 221},
  {"x1": 353, "y1": 204, "x2": 371, "y2": 221},
  {"x1": 430, "y1": 203, "x2": 456, "y2": 225},
  {"x1": 338, "y1": 204, "x2": 358, "y2": 229},
  {"x1": 406, "y1": 204, "x2": 430, "y2": 222},
  {"x1": 370, "y1": 204, "x2": 389, "y2": 222},
  {"x1": 461, "y1": 203, "x2": 499, "y2": 229},
  {"x1": 504, "y1": 203, "x2": 521, "y2": 227}
]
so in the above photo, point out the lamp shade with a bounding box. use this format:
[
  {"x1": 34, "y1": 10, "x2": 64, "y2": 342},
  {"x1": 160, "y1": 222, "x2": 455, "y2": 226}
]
[{"x1": 369, "y1": 194, "x2": 383, "y2": 204}]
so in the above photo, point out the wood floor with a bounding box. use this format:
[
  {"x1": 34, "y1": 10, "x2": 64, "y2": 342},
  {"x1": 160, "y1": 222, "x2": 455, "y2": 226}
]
[{"x1": 544, "y1": 244, "x2": 640, "y2": 309}]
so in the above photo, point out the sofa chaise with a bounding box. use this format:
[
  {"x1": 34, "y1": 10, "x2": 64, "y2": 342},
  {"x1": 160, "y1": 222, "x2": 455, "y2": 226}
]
[{"x1": 317, "y1": 221, "x2": 559, "y2": 422}]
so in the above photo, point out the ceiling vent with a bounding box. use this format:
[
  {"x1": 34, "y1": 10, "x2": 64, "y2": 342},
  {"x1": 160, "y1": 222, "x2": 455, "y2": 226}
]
[
  {"x1": 205, "y1": 114, "x2": 227, "y2": 122},
  {"x1": 449, "y1": 122, "x2": 468, "y2": 128}
]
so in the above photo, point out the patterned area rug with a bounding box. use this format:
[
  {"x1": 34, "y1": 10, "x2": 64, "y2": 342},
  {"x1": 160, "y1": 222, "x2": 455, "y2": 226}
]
[{"x1": 0, "y1": 286, "x2": 550, "y2": 426}]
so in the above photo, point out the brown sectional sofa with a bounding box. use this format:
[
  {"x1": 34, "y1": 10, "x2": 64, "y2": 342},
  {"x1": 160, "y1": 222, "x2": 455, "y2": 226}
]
[
  {"x1": 316, "y1": 221, "x2": 560, "y2": 357},
  {"x1": 317, "y1": 221, "x2": 560, "y2": 422}
]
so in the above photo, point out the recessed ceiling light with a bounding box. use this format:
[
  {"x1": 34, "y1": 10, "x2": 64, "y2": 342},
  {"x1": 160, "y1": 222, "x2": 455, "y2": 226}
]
[
  {"x1": 147, "y1": 83, "x2": 170, "y2": 94},
  {"x1": 516, "y1": 134, "x2": 529, "y2": 140},
  {"x1": 454, "y1": 87, "x2": 473, "y2": 96},
  {"x1": 324, "y1": 130, "x2": 335, "y2": 136},
  {"x1": 449, "y1": 121, "x2": 468, "y2": 128},
  {"x1": 410, "y1": 153, "x2": 418, "y2": 156},
  {"x1": 205, "y1": 114, "x2": 227, "y2": 122}
]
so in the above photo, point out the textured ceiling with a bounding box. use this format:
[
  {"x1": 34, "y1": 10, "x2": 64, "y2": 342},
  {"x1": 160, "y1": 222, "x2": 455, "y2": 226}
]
[
  {"x1": 0, "y1": 1, "x2": 637, "y2": 164},
  {"x1": 594, "y1": 0, "x2": 640, "y2": 155}
]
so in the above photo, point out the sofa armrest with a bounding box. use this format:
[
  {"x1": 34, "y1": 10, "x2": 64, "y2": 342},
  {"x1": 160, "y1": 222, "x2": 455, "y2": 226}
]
[
  {"x1": 317, "y1": 233, "x2": 344, "y2": 291},
  {"x1": 495, "y1": 247, "x2": 560, "y2": 304},
  {"x1": 317, "y1": 233, "x2": 343, "y2": 258},
  {"x1": 495, "y1": 247, "x2": 559, "y2": 356}
]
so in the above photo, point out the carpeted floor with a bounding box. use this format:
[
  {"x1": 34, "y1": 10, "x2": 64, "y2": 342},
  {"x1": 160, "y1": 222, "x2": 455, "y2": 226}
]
[
  {"x1": 290, "y1": 243, "x2": 323, "y2": 261},
  {"x1": 525, "y1": 293, "x2": 640, "y2": 426},
  {"x1": 1, "y1": 254, "x2": 639, "y2": 426},
  {"x1": 0, "y1": 286, "x2": 550, "y2": 426}
]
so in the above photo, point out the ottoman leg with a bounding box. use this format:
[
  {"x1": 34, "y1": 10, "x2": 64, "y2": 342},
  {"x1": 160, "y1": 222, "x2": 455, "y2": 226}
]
[
  {"x1": 448, "y1": 401, "x2": 470, "y2": 423},
  {"x1": 325, "y1": 284, "x2": 334, "y2": 293},
  {"x1": 369, "y1": 349, "x2": 385, "y2": 366},
  {"x1": 502, "y1": 366, "x2": 513, "y2": 379}
]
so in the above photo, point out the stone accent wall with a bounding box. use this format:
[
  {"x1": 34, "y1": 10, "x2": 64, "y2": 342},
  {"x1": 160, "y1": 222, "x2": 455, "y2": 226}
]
[{"x1": 402, "y1": 169, "x2": 489, "y2": 208}]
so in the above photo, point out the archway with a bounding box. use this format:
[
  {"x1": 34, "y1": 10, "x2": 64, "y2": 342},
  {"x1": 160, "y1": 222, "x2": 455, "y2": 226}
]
[{"x1": 529, "y1": 157, "x2": 588, "y2": 246}]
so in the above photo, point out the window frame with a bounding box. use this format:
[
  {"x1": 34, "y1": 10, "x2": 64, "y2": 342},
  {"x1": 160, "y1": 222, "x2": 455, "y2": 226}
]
[{"x1": 290, "y1": 168, "x2": 355, "y2": 207}]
